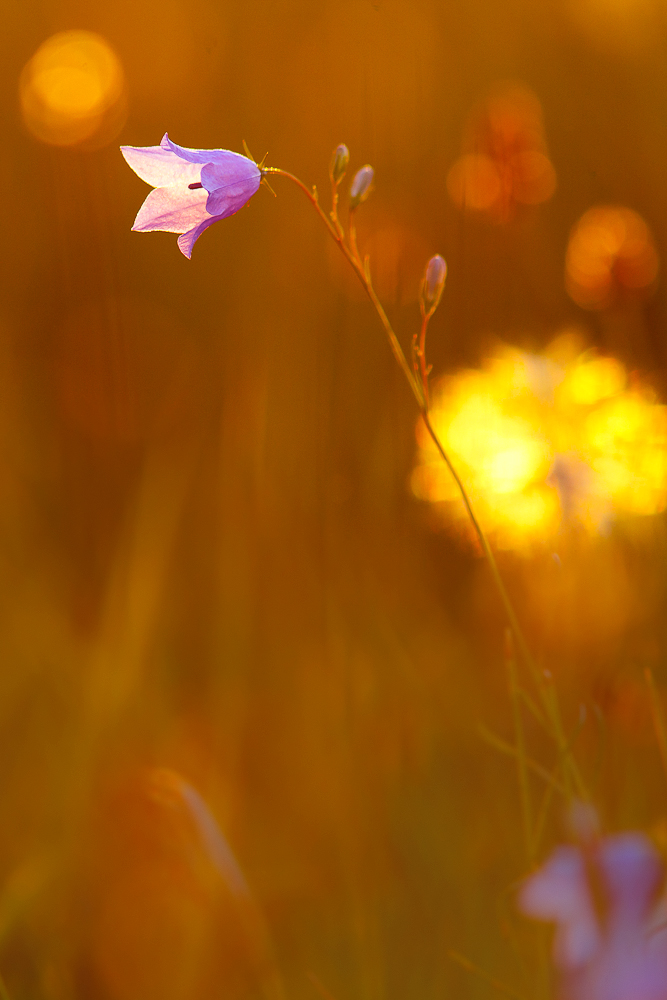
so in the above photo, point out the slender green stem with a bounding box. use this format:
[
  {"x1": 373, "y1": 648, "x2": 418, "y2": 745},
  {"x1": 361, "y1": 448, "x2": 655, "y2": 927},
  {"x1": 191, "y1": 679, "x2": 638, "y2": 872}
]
[
  {"x1": 268, "y1": 166, "x2": 533, "y2": 654},
  {"x1": 265, "y1": 167, "x2": 424, "y2": 405},
  {"x1": 348, "y1": 209, "x2": 361, "y2": 267},
  {"x1": 530, "y1": 709, "x2": 589, "y2": 856},
  {"x1": 645, "y1": 667, "x2": 667, "y2": 793},
  {"x1": 540, "y1": 676, "x2": 588, "y2": 800},
  {"x1": 417, "y1": 313, "x2": 431, "y2": 405},
  {"x1": 506, "y1": 631, "x2": 533, "y2": 862},
  {"x1": 448, "y1": 951, "x2": 528, "y2": 1000},
  {"x1": 477, "y1": 724, "x2": 567, "y2": 796},
  {"x1": 419, "y1": 410, "x2": 537, "y2": 679},
  {"x1": 362, "y1": 257, "x2": 425, "y2": 405},
  {"x1": 517, "y1": 686, "x2": 549, "y2": 731},
  {"x1": 330, "y1": 182, "x2": 345, "y2": 241},
  {"x1": 531, "y1": 775, "x2": 557, "y2": 859},
  {"x1": 266, "y1": 165, "x2": 576, "y2": 770}
]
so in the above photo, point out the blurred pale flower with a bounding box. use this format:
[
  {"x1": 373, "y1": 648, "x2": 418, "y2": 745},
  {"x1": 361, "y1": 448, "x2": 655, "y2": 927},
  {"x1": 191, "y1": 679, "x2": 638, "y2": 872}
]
[
  {"x1": 121, "y1": 133, "x2": 261, "y2": 258},
  {"x1": 519, "y1": 833, "x2": 667, "y2": 1000},
  {"x1": 411, "y1": 333, "x2": 667, "y2": 550}
]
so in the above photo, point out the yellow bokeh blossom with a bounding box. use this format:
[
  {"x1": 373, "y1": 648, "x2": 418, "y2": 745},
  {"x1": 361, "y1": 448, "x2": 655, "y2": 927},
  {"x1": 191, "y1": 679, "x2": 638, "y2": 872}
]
[{"x1": 412, "y1": 334, "x2": 667, "y2": 550}]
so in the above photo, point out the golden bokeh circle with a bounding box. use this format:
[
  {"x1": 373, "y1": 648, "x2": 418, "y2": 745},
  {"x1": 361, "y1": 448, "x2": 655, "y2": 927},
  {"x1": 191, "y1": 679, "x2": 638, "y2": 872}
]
[
  {"x1": 19, "y1": 31, "x2": 126, "y2": 147},
  {"x1": 565, "y1": 206, "x2": 659, "y2": 309}
]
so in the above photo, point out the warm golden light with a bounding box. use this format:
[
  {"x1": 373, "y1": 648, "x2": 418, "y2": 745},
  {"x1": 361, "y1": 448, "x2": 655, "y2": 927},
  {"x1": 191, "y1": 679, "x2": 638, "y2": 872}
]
[
  {"x1": 447, "y1": 83, "x2": 557, "y2": 222},
  {"x1": 19, "y1": 31, "x2": 126, "y2": 147},
  {"x1": 412, "y1": 335, "x2": 667, "y2": 550},
  {"x1": 565, "y1": 206, "x2": 659, "y2": 309},
  {"x1": 446, "y1": 154, "x2": 503, "y2": 212}
]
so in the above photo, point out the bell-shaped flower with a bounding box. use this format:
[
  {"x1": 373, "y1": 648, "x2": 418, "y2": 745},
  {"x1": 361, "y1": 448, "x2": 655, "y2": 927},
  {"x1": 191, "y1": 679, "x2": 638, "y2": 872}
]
[
  {"x1": 519, "y1": 832, "x2": 667, "y2": 1000},
  {"x1": 121, "y1": 133, "x2": 262, "y2": 258},
  {"x1": 520, "y1": 844, "x2": 602, "y2": 970}
]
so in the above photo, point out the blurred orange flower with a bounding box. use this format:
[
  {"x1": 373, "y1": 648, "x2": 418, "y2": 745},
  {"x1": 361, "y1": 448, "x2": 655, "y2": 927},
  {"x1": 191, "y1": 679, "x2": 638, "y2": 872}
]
[
  {"x1": 565, "y1": 206, "x2": 659, "y2": 309},
  {"x1": 447, "y1": 83, "x2": 557, "y2": 222}
]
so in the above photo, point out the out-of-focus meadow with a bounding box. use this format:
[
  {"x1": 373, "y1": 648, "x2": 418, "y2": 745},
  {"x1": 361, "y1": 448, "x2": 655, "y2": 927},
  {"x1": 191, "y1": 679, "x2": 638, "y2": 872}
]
[{"x1": 4, "y1": 0, "x2": 667, "y2": 997}]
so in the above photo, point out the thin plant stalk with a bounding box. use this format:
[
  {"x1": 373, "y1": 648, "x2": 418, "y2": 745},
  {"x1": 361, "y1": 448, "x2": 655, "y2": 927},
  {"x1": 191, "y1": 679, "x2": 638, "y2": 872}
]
[
  {"x1": 645, "y1": 667, "x2": 667, "y2": 791},
  {"x1": 477, "y1": 724, "x2": 567, "y2": 797},
  {"x1": 540, "y1": 676, "x2": 588, "y2": 800},
  {"x1": 531, "y1": 771, "x2": 558, "y2": 860},
  {"x1": 0, "y1": 971, "x2": 11, "y2": 1000},
  {"x1": 412, "y1": 314, "x2": 431, "y2": 407},
  {"x1": 265, "y1": 168, "x2": 536, "y2": 681},
  {"x1": 264, "y1": 164, "x2": 586, "y2": 790},
  {"x1": 264, "y1": 167, "x2": 423, "y2": 404},
  {"x1": 506, "y1": 629, "x2": 533, "y2": 863},
  {"x1": 447, "y1": 950, "x2": 528, "y2": 1000}
]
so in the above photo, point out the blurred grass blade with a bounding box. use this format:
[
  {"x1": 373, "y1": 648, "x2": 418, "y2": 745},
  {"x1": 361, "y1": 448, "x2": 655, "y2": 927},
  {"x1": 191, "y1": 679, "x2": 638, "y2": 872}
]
[
  {"x1": 645, "y1": 667, "x2": 667, "y2": 788},
  {"x1": 506, "y1": 629, "x2": 533, "y2": 863},
  {"x1": 477, "y1": 724, "x2": 567, "y2": 796},
  {"x1": 448, "y1": 950, "x2": 527, "y2": 1000},
  {"x1": 530, "y1": 769, "x2": 559, "y2": 859},
  {"x1": 517, "y1": 688, "x2": 548, "y2": 731}
]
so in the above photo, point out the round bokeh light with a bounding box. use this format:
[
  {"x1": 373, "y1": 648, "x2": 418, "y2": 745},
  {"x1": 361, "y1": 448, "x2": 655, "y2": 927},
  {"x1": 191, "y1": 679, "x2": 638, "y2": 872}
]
[
  {"x1": 19, "y1": 31, "x2": 126, "y2": 147},
  {"x1": 412, "y1": 335, "x2": 667, "y2": 551}
]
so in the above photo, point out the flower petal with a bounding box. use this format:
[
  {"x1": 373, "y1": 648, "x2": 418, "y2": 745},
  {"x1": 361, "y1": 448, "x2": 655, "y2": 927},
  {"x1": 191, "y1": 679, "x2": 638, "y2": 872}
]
[
  {"x1": 132, "y1": 185, "x2": 209, "y2": 234},
  {"x1": 177, "y1": 217, "x2": 219, "y2": 258},
  {"x1": 121, "y1": 137, "x2": 202, "y2": 187},
  {"x1": 161, "y1": 133, "x2": 257, "y2": 170},
  {"x1": 519, "y1": 846, "x2": 601, "y2": 969},
  {"x1": 122, "y1": 134, "x2": 263, "y2": 258},
  {"x1": 599, "y1": 834, "x2": 662, "y2": 924},
  {"x1": 201, "y1": 160, "x2": 261, "y2": 218}
]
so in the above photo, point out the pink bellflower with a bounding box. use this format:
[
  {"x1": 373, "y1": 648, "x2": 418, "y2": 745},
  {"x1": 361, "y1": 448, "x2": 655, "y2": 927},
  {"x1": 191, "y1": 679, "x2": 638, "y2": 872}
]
[
  {"x1": 519, "y1": 832, "x2": 667, "y2": 1000},
  {"x1": 120, "y1": 133, "x2": 262, "y2": 258}
]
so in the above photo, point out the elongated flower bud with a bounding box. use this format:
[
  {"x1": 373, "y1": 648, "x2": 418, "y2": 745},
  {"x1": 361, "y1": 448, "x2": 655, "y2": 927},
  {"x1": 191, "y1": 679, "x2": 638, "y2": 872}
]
[
  {"x1": 349, "y1": 165, "x2": 374, "y2": 209},
  {"x1": 330, "y1": 144, "x2": 350, "y2": 186},
  {"x1": 421, "y1": 254, "x2": 447, "y2": 314}
]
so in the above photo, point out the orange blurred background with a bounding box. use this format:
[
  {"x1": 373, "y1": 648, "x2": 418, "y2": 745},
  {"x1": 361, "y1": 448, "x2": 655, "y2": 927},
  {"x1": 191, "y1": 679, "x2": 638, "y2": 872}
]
[{"x1": 4, "y1": 1, "x2": 667, "y2": 998}]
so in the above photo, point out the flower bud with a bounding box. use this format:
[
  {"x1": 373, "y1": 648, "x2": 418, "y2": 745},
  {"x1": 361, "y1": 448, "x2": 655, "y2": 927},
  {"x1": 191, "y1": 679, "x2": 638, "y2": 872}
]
[
  {"x1": 329, "y1": 144, "x2": 350, "y2": 186},
  {"x1": 421, "y1": 254, "x2": 447, "y2": 314},
  {"x1": 349, "y1": 165, "x2": 374, "y2": 209}
]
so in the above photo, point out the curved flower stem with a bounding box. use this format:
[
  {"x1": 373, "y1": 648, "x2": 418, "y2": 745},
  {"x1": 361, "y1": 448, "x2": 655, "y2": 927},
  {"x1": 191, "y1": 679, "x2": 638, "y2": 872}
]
[
  {"x1": 330, "y1": 185, "x2": 345, "y2": 241},
  {"x1": 265, "y1": 165, "x2": 587, "y2": 796},
  {"x1": 361, "y1": 256, "x2": 425, "y2": 407},
  {"x1": 420, "y1": 411, "x2": 536, "y2": 676},
  {"x1": 418, "y1": 314, "x2": 430, "y2": 407},
  {"x1": 265, "y1": 168, "x2": 423, "y2": 405},
  {"x1": 348, "y1": 209, "x2": 361, "y2": 267},
  {"x1": 265, "y1": 167, "x2": 533, "y2": 663}
]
